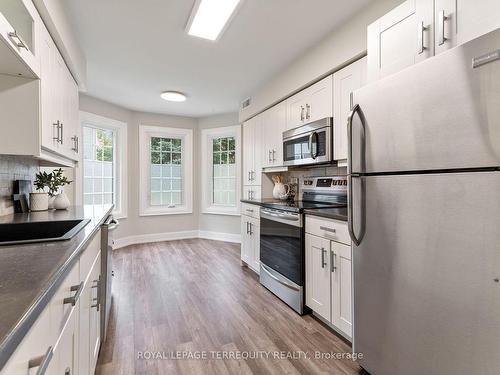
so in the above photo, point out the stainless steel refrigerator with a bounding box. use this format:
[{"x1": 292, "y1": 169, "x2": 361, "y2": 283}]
[{"x1": 348, "y1": 29, "x2": 500, "y2": 375}]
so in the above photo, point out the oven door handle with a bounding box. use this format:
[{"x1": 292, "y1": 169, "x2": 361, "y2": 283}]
[
  {"x1": 260, "y1": 211, "x2": 299, "y2": 222},
  {"x1": 260, "y1": 264, "x2": 301, "y2": 291}
]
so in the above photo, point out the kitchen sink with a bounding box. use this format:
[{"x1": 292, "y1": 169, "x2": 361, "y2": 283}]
[{"x1": 0, "y1": 219, "x2": 91, "y2": 246}]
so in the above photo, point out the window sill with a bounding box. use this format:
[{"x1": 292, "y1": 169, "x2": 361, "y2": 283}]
[
  {"x1": 202, "y1": 208, "x2": 241, "y2": 216},
  {"x1": 139, "y1": 209, "x2": 193, "y2": 217}
]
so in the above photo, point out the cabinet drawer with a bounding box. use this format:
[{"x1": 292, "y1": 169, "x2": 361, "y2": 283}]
[
  {"x1": 49, "y1": 260, "x2": 79, "y2": 343},
  {"x1": 305, "y1": 216, "x2": 351, "y2": 245},
  {"x1": 0, "y1": 308, "x2": 52, "y2": 375},
  {"x1": 241, "y1": 203, "x2": 260, "y2": 219},
  {"x1": 80, "y1": 229, "x2": 101, "y2": 283}
]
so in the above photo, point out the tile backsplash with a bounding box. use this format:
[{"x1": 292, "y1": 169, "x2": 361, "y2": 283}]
[{"x1": 0, "y1": 155, "x2": 39, "y2": 216}]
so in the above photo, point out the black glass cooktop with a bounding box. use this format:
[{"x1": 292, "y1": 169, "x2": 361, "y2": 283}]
[{"x1": 260, "y1": 200, "x2": 346, "y2": 213}]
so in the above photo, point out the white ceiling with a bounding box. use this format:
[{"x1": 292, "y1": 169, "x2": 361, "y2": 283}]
[{"x1": 64, "y1": 0, "x2": 372, "y2": 118}]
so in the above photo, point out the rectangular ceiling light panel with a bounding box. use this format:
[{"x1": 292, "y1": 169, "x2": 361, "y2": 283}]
[{"x1": 187, "y1": 0, "x2": 242, "y2": 41}]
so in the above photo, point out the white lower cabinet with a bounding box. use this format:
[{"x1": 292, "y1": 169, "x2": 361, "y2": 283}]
[
  {"x1": 0, "y1": 231, "x2": 102, "y2": 375},
  {"x1": 240, "y1": 212, "x2": 260, "y2": 274},
  {"x1": 305, "y1": 217, "x2": 352, "y2": 339},
  {"x1": 305, "y1": 234, "x2": 331, "y2": 320}
]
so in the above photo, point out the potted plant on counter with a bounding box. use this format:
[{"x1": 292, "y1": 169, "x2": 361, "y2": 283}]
[
  {"x1": 49, "y1": 168, "x2": 72, "y2": 210},
  {"x1": 30, "y1": 171, "x2": 52, "y2": 211}
]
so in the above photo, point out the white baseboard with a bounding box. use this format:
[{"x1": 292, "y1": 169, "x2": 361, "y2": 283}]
[{"x1": 113, "y1": 230, "x2": 241, "y2": 249}]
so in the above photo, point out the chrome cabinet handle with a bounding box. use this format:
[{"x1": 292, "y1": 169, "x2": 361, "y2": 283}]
[
  {"x1": 331, "y1": 251, "x2": 337, "y2": 273},
  {"x1": 300, "y1": 106, "x2": 305, "y2": 121},
  {"x1": 321, "y1": 248, "x2": 327, "y2": 268},
  {"x1": 8, "y1": 30, "x2": 28, "y2": 50},
  {"x1": 71, "y1": 136, "x2": 79, "y2": 152},
  {"x1": 272, "y1": 150, "x2": 276, "y2": 162},
  {"x1": 246, "y1": 209, "x2": 254, "y2": 213},
  {"x1": 320, "y1": 226, "x2": 336, "y2": 233},
  {"x1": 63, "y1": 282, "x2": 84, "y2": 306},
  {"x1": 306, "y1": 103, "x2": 311, "y2": 120},
  {"x1": 28, "y1": 346, "x2": 53, "y2": 375},
  {"x1": 60, "y1": 123, "x2": 64, "y2": 144},
  {"x1": 417, "y1": 21, "x2": 427, "y2": 54},
  {"x1": 249, "y1": 222, "x2": 253, "y2": 235},
  {"x1": 246, "y1": 222, "x2": 250, "y2": 234},
  {"x1": 268, "y1": 150, "x2": 272, "y2": 163},
  {"x1": 53, "y1": 121, "x2": 61, "y2": 143},
  {"x1": 438, "y1": 10, "x2": 447, "y2": 46}
]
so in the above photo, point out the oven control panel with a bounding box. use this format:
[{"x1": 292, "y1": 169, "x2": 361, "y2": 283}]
[{"x1": 302, "y1": 177, "x2": 348, "y2": 190}]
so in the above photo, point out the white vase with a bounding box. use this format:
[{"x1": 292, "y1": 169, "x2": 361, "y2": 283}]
[
  {"x1": 272, "y1": 183, "x2": 290, "y2": 200},
  {"x1": 48, "y1": 195, "x2": 56, "y2": 209},
  {"x1": 53, "y1": 190, "x2": 70, "y2": 210},
  {"x1": 30, "y1": 192, "x2": 49, "y2": 211}
]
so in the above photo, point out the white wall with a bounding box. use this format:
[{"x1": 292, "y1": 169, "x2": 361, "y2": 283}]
[
  {"x1": 79, "y1": 94, "x2": 241, "y2": 243},
  {"x1": 239, "y1": 0, "x2": 403, "y2": 122}
]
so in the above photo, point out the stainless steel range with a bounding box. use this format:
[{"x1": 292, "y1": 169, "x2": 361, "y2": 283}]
[{"x1": 259, "y1": 176, "x2": 347, "y2": 314}]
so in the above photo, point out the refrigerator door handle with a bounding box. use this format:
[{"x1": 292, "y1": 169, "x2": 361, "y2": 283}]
[{"x1": 347, "y1": 103, "x2": 365, "y2": 246}]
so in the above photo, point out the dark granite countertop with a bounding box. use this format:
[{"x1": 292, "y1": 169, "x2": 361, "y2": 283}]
[
  {"x1": 0, "y1": 205, "x2": 113, "y2": 371},
  {"x1": 304, "y1": 207, "x2": 348, "y2": 222}
]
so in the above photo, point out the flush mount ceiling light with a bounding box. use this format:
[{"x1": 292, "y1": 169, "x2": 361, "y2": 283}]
[
  {"x1": 160, "y1": 91, "x2": 187, "y2": 102},
  {"x1": 186, "y1": 0, "x2": 243, "y2": 41}
]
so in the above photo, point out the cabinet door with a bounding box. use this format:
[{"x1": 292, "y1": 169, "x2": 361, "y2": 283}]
[
  {"x1": 286, "y1": 93, "x2": 307, "y2": 130},
  {"x1": 55, "y1": 309, "x2": 78, "y2": 375},
  {"x1": 240, "y1": 216, "x2": 251, "y2": 264},
  {"x1": 367, "y1": 0, "x2": 434, "y2": 82},
  {"x1": 252, "y1": 114, "x2": 262, "y2": 185},
  {"x1": 305, "y1": 234, "x2": 331, "y2": 321},
  {"x1": 262, "y1": 102, "x2": 286, "y2": 167},
  {"x1": 456, "y1": 0, "x2": 500, "y2": 46},
  {"x1": 333, "y1": 58, "x2": 366, "y2": 161},
  {"x1": 242, "y1": 186, "x2": 261, "y2": 201},
  {"x1": 89, "y1": 253, "x2": 101, "y2": 373},
  {"x1": 249, "y1": 216, "x2": 260, "y2": 273},
  {"x1": 434, "y1": 0, "x2": 457, "y2": 55},
  {"x1": 79, "y1": 251, "x2": 101, "y2": 375},
  {"x1": 304, "y1": 75, "x2": 333, "y2": 124},
  {"x1": 40, "y1": 25, "x2": 58, "y2": 152},
  {"x1": 331, "y1": 242, "x2": 352, "y2": 338},
  {"x1": 242, "y1": 119, "x2": 254, "y2": 185}
]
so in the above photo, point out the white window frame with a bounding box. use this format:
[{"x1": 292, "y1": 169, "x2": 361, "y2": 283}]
[
  {"x1": 139, "y1": 125, "x2": 193, "y2": 216},
  {"x1": 201, "y1": 125, "x2": 241, "y2": 216},
  {"x1": 78, "y1": 111, "x2": 128, "y2": 219}
]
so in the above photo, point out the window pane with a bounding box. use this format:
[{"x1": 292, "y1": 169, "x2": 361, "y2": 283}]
[
  {"x1": 82, "y1": 125, "x2": 116, "y2": 209},
  {"x1": 210, "y1": 136, "x2": 237, "y2": 207},
  {"x1": 149, "y1": 136, "x2": 183, "y2": 208}
]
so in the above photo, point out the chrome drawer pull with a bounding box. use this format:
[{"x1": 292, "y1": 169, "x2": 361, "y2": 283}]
[
  {"x1": 321, "y1": 248, "x2": 327, "y2": 268},
  {"x1": 63, "y1": 282, "x2": 84, "y2": 306},
  {"x1": 320, "y1": 226, "x2": 336, "y2": 233}
]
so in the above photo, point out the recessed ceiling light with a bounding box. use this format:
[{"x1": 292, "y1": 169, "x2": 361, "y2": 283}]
[
  {"x1": 160, "y1": 91, "x2": 187, "y2": 102},
  {"x1": 186, "y1": 0, "x2": 243, "y2": 41}
]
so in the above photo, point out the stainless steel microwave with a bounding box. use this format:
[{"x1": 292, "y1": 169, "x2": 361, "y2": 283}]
[{"x1": 282, "y1": 118, "x2": 333, "y2": 167}]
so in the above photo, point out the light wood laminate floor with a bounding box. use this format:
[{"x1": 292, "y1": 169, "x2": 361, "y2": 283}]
[{"x1": 96, "y1": 239, "x2": 364, "y2": 375}]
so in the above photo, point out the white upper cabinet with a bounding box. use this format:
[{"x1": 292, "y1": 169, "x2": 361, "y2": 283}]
[
  {"x1": 367, "y1": 0, "x2": 434, "y2": 82},
  {"x1": 456, "y1": 0, "x2": 500, "y2": 46},
  {"x1": 262, "y1": 101, "x2": 286, "y2": 168},
  {"x1": 0, "y1": 0, "x2": 41, "y2": 77},
  {"x1": 39, "y1": 22, "x2": 80, "y2": 161},
  {"x1": 242, "y1": 114, "x2": 262, "y2": 186},
  {"x1": 286, "y1": 75, "x2": 333, "y2": 130},
  {"x1": 368, "y1": 0, "x2": 500, "y2": 82},
  {"x1": 333, "y1": 57, "x2": 366, "y2": 162}
]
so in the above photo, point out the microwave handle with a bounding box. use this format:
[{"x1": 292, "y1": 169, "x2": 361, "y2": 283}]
[{"x1": 308, "y1": 131, "x2": 319, "y2": 159}]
